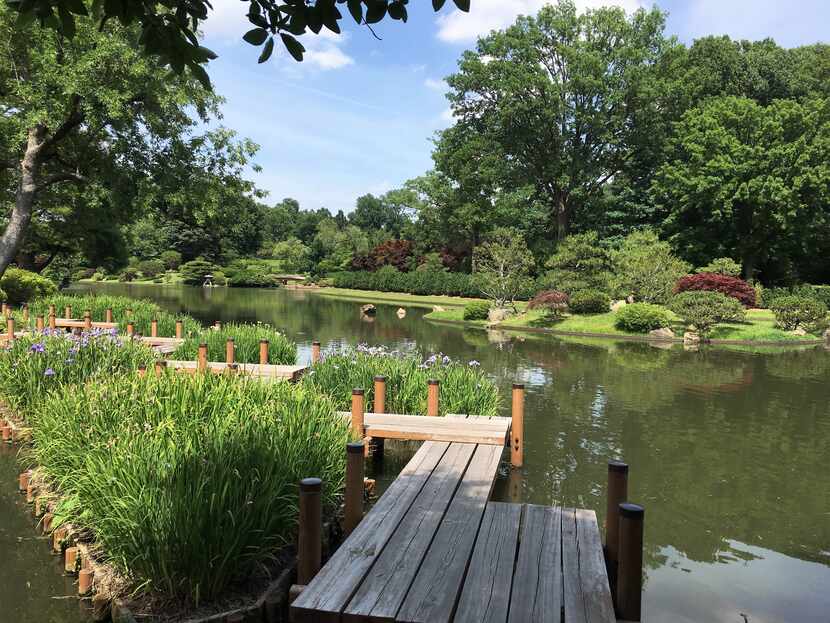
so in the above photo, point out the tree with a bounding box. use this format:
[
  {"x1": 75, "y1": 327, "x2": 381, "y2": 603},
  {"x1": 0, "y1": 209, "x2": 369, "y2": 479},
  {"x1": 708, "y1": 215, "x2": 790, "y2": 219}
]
[
  {"x1": 612, "y1": 229, "x2": 691, "y2": 304},
  {"x1": 472, "y1": 228, "x2": 534, "y2": 310},
  {"x1": 349, "y1": 193, "x2": 407, "y2": 237},
  {"x1": 0, "y1": 8, "x2": 216, "y2": 279},
  {"x1": 444, "y1": 0, "x2": 670, "y2": 239},
  {"x1": 8, "y1": 0, "x2": 471, "y2": 87},
  {"x1": 543, "y1": 232, "x2": 612, "y2": 295},
  {"x1": 652, "y1": 96, "x2": 830, "y2": 282},
  {"x1": 272, "y1": 237, "x2": 311, "y2": 273}
]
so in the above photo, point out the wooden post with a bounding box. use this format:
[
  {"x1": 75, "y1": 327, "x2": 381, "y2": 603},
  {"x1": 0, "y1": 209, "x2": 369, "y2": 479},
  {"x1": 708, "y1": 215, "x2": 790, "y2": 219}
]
[
  {"x1": 48, "y1": 304, "x2": 56, "y2": 318},
  {"x1": 6, "y1": 316, "x2": 14, "y2": 339},
  {"x1": 344, "y1": 441, "x2": 365, "y2": 535},
  {"x1": 105, "y1": 308, "x2": 113, "y2": 323},
  {"x1": 154, "y1": 360, "x2": 167, "y2": 378},
  {"x1": 605, "y1": 459, "x2": 629, "y2": 594},
  {"x1": 297, "y1": 477, "x2": 322, "y2": 585},
  {"x1": 351, "y1": 389, "x2": 365, "y2": 437},
  {"x1": 64, "y1": 305, "x2": 72, "y2": 319},
  {"x1": 197, "y1": 343, "x2": 208, "y2": 371},
  {"x1": 150, "y1": 319, "x2": 158, "y2": 338},
  {"x1": 373, "y1": 375, "x2": 387, "y2": 414},
  {"x1": 78, "y1": 568, "x2": 94, "y2": 596},
  {"x1": 65, "y1": 546, "x2": 79, "y2": 573},
  {"x1": 83, "y1": 311, "x2": 92, "y2": 330},
  {"x1": 511, "y1": 383, "x2": 525, "y2": 468},
  {"x1": 48, "y1": 313, "x2": 56, "y2": 330},
  {"x1": 126, "y1": 322, "x2": 134, "y2": 337},
  {"x1": 259, "y1": 339, "x2": 269, "y2": 365},
  {"x1": 18, "y1": 470, "x2": 29, "y2": 492},
  {"x1": 427, "y1": 379, "x2": 440, "y2": 416},
  {"x1": 175, "y1": 320, "x2": 183, "y2": 339},
  {"x1": 126, "y1": 308, "x2": 132, "y2": 319},
  {"x1": 311, "y1": 340, "x2": 321, "y2": 364},
  {"x1": 214, "y1": 320, "x2": 222, "y2": 330},
  {"x1": 616, "y1": 503, "x2": 644, "y2": 622},
  {"x1": 137, "y1": 365, "x2": 147, "y2": 378},
  {"x1": 22, "y1": 305, "x2": 28, "y2": 322},
  {"x1": 35, "y1": 315, "x2": 44, "y2": 331},
  {"x1": 225, "y1": 338, "x2": 235, "y2": 364}
]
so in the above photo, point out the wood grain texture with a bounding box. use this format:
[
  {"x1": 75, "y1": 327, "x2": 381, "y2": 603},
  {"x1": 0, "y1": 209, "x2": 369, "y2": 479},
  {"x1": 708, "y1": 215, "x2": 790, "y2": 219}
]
[
  {"x1": 454, "y1": 502, "x2": 521, "y2": 623},
  {"x1": 574, "y1": 509, "x2": 616, "y2": 623},
  {"x1": 562, "y1": 507, "x2": 587, "y2": 623}
]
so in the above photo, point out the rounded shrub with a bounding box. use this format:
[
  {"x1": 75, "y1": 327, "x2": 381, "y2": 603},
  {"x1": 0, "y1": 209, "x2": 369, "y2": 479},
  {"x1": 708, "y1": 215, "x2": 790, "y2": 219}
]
[
  {"x1": 614, "y1": 303, "x2": 672, "y2": 333},
  {"x1": 670, "y1": 291, "x2": 746, "y2": 336},
  {"x1": 463, "y1": 301, "x2": 491, "y2": 321},
  {"x1": 769, "y1": 295, "x2": 828, "y2": 333},
  {"x1": 0, "y1": 267, "x2": 57, "y2": 304},
  {"x1": 528, "y1": 290, "x2": 569, "y2": 317},
  {"x1": 568, "y1": 289, "x2": 610, "y2": 314},
  {"x1": 674, "y1": 273, "x2": 756, "y2": 307}
]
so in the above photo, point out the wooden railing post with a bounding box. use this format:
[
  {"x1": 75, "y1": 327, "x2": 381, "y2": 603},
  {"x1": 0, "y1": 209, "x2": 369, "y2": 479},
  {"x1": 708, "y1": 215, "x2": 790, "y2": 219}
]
[
  {"x1": 150, "y1": 319, "x2": 158, "y2": 338},
  {"x1": 214, "y1": 320, "x2": 222, "y2": 330},
  {"x1": 427, "y1": 379, "x2": 440, "y2": 416},
  {"x1": 22, "y1": 305, "x2": 28, "y2": 322},
  {"x1": 511, "y1": 383, "x2": 525, "y2": 468},
  {"x1": 175, "y1": 319, "x2": 183, "y2": 339},
  {"x1": 35, "y1": 315, "x2": 44, "y2": 331},
  {"x1": 126, "y1": 322, "x2": 134, "y2": 337},
  {"x1": 344, "y1": 441, "x2": 365, "y2": 535},
  {"x1": 225, "y1": 338, "x2": 235, "y2": 364},
  {"x1": 351, "y1": 389, "x2": 365, "y2": 437},
  {"x1": 373, "y1": 375, "x2": 386, "y2": 414},
  {"x1": 48, "y1": 304, "x2": 56, "y2": 318},
  {"x1": 64, "y1": 305, "x2": 72, "y2": 319},
  {"x1": 297, "y1": 477, "x2": 322, "y2": 586},
  {"x1": 125, "y1": 308, "x2": 132, "y2": 319},
  {"x1": 137, "y1": 364, "x2": 147, "y2": 378},
  {"x1": 154, "y1": 360, "x2": 167, "y2": 378},
  {"x1": 311, "y1": 340, "x2": 321, "y2": 364},
  {"x1": 105, "y1": 308, "x2": 113, "y2": 323},
  {"x1": 616, "y1": 503, "x2": 644, "y2": 622},
  {"x1": 197, "y1": 343, "x2": 208, "y2": 372},
  {"x1": 83, "y1": 311, "x2": 92, "y2": 330},
  {"x1": 6, "y1": 316, "x2": 14, "y2": 340},
  {"x1": 259, "y1": 339, "x2": 269, "y2": 365},
  {"x1": 48, "y1": 313, "x2": 56, "y2": 330},
  {"x1": 605, "y1": 459, "x2": 629, "y2": 595}
]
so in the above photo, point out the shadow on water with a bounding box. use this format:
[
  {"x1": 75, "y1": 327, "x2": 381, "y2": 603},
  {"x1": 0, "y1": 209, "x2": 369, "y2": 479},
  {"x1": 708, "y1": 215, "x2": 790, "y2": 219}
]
[{"x1": 24, "y1": 283, "x2": 824, "y2": 621}]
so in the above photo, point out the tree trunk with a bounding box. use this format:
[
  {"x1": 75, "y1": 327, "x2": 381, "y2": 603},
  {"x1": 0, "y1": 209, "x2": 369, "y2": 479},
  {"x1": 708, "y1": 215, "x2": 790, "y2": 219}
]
[
  {"x1": 555, "y1": 196, "x2": 569, "y2": 240},
  {"x1": 0, "y1": 126, "x2": 46, "y2": 279}
]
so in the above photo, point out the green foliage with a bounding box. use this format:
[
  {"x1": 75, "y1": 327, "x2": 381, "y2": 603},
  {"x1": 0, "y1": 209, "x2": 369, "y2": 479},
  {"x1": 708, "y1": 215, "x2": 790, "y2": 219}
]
[
  {"x1": 223, "y1": 259, "x2": 280, "y2": 288},
  {"x1": 173, "y1": 323, "x2": 296, "y2": 365},
  {"x1": 160, "y1": 250, "x2": 183, "y2": 271},
  {"x1": 137, "y1": 259, "x2": 165, "y2": 279},
  {"x1": 302, "y1": 346, "x2": 500, "y2": 417},
  {"x1": 670, "y1": 291, "x2": 746, "y2": 336},
  {"x1": 463, "y1": 301, "x2": 490, "y2": 321},
  {"x1": 26, "y1": 373, "x2": 349, "y2": 602},
  {"x1": 568, "y1": 289, "x2": 611, "y2": 315},
  {"x1": 0, "y1": 268, "x2": 56, "y2": 303},
  {"x1": 472, "y1": 227, "x2": 535, "y2": 308},
  {"x1": 180, "y1": 259, "x2": 219, "y2": 285},
  {"x1": 614, "y1": 303, "x2": 672, "y2": 333},
  {"x1": 612, "y1": 230, "x2": 691, "y2": 304},
  {"x1": 271, "y1": 237, "x2": 311, "y2": 272},
  {"x1": 696, "y1": 257, "x2": 742, "y2": 277},
  {"x1": 544, "y1": 232, "x2": 612, "y2": 295},
  {"x1": 330, "y1": 270, "x2": 483, "y2": 298},
  {"x1": 769, "y1": 296, "x2": 828, "y2": 333},
  {"x1": 762, "y1": 285, "x2": 830, "y2": 309}
]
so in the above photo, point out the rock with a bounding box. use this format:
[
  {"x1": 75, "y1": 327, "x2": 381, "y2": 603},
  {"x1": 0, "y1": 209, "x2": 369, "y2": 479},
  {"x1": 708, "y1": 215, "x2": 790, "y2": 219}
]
[
  {"x1": 790, "y1": 327, "x2": 807, "y2": 336},
  {"x1": 360, "y1": 304, "x2": 376, "y2": 316},
  {"x1": 611, "y1": 300, "x2": 627, "y2": 312},
  {"x1": 396, "y1": 307, "x2": 406, "y2": 319},
  {"x1": 683, "y1": 331, "x2": 700, "y2": 345},
  {"x1": 626, "y1": 295, "x2": 635, "y2": 304},
  {"x1": 488, "y1": 308, "x2": 510, "y2": 323},
  {"x1": 432, "y1": 305, "x2": 446, "y2": 312},
  {"x1": 649, "y1": 327, "x2": 675, "y2": 340},
  {"x1": 824, "y1": 328, "x2": 830, "y2": 341}
]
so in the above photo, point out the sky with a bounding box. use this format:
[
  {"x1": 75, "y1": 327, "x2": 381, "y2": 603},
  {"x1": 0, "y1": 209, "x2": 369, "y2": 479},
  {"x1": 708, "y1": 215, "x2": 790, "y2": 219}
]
[{"x1": 198, "y1": 0, "x2": 830, "y2": 214}]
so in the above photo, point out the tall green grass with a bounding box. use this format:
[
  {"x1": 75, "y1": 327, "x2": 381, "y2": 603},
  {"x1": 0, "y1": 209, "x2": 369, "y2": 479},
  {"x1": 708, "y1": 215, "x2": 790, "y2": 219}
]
[
  {"x1": 0, "y1": 329, "x2": 155, "y2": 413},
  {"x1": 26, "y1": 373, "x2": 349, "y2": 603},
  {"x1": 301, "y1": 345, "x2": 500, "y2": 416},
  {"x1": 172, "y1": 322, "x2": 297, "y2": 365}
]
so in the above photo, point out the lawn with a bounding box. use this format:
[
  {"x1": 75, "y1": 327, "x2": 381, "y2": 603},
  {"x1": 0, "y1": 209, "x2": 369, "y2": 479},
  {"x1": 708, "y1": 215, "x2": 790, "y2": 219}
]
[{"x1": 315, "y1": 287, "x2": 485, "y2": 309}]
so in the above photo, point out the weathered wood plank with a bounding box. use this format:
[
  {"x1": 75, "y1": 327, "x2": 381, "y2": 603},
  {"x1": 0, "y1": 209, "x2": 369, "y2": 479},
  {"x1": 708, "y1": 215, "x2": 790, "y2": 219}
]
[
  {"x1": 507, "y1": 504, "x2": 562, "y2": 623},
  {"x1": 164, "y1": 360, "x2": 306, "y2": 381},
  {"x1": 335, "y1": 412, "x2": 510, "y2": 446},
  {"x1": 53, "y1": 319, "x2": 118, "y2": 329},
  {"x1": 396, "y1": 443, "x2": 504, "y2": 623},
  {"x1": 291, "y1": 441, "x2": 450, "y2": 623},
  {"x1": 343, "y1": 443, "x2": 477, "y2": 622},
  {"x1": 574, "y1": 509, "x2": 616, "y2": 623},
  {"x1": 562, "y1": 507, "x2": 587, "y2": 623},
  {"x1": 454, "y1": 502, "x2": 521, "y2": 623}
]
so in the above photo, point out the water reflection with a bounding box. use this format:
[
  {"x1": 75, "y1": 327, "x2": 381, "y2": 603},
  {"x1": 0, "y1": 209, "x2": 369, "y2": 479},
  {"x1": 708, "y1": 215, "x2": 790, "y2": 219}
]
[{"x1": 68, "y1": 283, "x2": 830, "y2": 622}]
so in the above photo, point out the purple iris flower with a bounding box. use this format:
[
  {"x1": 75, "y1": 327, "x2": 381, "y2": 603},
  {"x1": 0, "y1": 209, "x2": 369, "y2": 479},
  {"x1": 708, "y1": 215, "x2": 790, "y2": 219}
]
[{"x1": 44, "y1": 368, "x2": 55, "y2": 377}]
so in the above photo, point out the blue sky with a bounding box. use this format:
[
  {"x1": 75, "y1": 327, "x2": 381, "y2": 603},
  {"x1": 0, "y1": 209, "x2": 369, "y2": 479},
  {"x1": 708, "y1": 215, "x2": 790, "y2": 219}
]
[{"x1": 199, "y1": 0, "x2": 830, "y2": 214}]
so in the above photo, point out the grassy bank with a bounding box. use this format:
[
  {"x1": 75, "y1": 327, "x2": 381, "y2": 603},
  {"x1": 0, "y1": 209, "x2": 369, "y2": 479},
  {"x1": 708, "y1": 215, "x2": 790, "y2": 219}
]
[
  {"x1": 315, "y1": 287, "x2": 484, "y2": 309},
  {"x1": 425, "y1": 307, "x2": 822, "y2": 343}
]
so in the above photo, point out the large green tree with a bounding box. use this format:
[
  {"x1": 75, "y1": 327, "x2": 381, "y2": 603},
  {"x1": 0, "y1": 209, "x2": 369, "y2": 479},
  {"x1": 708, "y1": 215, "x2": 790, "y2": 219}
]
[
  {"x1": 652, "y1": 96, "x2": 830, "y2": 283},
  {"x1": 442, "y1": 0, "x2": 670, "y2": 239}
]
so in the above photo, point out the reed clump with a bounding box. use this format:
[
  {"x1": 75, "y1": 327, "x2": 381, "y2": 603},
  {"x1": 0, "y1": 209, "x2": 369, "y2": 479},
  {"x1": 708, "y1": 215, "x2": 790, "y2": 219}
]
[
  {"x1": 301, "y1": 344, "x2": 500, "y2": 416},
  {"x1": 173, "y1": 322, "x2": 296, "y2": 365}
]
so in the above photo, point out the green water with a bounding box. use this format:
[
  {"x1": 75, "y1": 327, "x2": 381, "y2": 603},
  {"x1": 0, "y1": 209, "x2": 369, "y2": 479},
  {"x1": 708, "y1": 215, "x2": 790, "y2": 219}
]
[{"x1": 4, "y1": 283, "x2": 829, "y2": 622}]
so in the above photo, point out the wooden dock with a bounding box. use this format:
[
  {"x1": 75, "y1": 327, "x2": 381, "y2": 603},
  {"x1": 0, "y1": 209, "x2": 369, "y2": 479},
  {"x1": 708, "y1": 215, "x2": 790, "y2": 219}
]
[
  {"x1": 163, "y1": 359, "x2": 307, "y2": 382},
  {"x1": 336, "y1": 412, "x2": 510, "y2": 446}
]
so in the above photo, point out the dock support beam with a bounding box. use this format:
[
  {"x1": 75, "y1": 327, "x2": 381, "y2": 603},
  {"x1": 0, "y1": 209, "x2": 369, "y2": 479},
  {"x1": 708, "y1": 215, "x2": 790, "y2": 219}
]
[
  {"x1": 617, "y1": 502, "x2": 644, "y2": 622},
  {"x1": 127, "y1": 322, "x2": 134, "y2": 337},
  {"x1": 427, "y1": 379, "x2": 440, "y2": 416},
  {"x1": 311, "y1": 340, "x2": 321, "y2": 364},
  {"x1": 370, "y1": 375, "x2": 386, "y2": 458},
  {"x1": 605, "y1": 459, "x2": 629, "y2": 594},
  {"x1": 344, "y1": 441, "x2": 365, "y2": 535},
  {"x1": 297, "y1": 477, "x2": 322, "y2": 586},
  {"x1": 511, "y1": 383, "x2": 524, "y2": 467},
  {"x1": 259, "y1": 339, "x2": 269, "y2": 365}
]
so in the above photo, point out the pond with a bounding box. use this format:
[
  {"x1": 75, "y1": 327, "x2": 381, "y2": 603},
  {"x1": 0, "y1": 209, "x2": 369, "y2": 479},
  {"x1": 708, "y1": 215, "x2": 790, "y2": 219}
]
[{"x1": 5, "y1": 282, "x2": 830, "y2": 622}]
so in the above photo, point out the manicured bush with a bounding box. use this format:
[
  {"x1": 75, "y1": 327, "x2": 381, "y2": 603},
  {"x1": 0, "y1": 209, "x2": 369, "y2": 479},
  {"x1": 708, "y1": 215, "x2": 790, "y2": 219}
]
[
  {"x1": 696, "y1": 257, "x2": 742, "y2": 277},
  {"x1": 670, "y1": 291, "x2": 746, "y2": 336},
  {"x1": 72, "y1": 267, "x2": 96, "y2": 281},
  {"x1": 137, "y1": 258, "x2": 165, "y2": 278},
  {"x1": 179, "y1": 259, "x2": 218, "y2": 285},
  {"x1": 223, "y1": 260, "x2": 280, "y2": 288},
  {"x1": 674, "y1": 273, "x2": 756, "y2": 307},
  {"x1": 769, "y1": 296, "x2": 828, "y2": 333},
  {"x1": 351, "y1": 239, "x2": 414, "y2": 272},
  {"x1": 302, "y1": 345, "x2": 500, "y2": 417},
  {"x1": 172, "y1": 323, "x2": 296, "y2": 365},
  {"x1": 612, "y1": 229, "x2": 690, "y2": 304},
  {"x1": 27, "y1": 373, "x2": 349, "y2": 602},
  {"x1": 463, "y1": 301, "x2": 491, "y2": 321},
  {"x1": 118, "y1": 267, "x2": 138, "y2": 282},
  {"x1": 568, "y1": 289, "x2": 610, "y2": 314},
  {"x1": 0, "y1": 267, "x2": 57, "y2": 303},
  {"x1": 614, "y1": 303, "x2": 672, "y2": 333},
  {"x1": 160, "y1": 250, "x2": 183, "y2": 271},
  {"x1": 528, "y1": 290, "x2": 569, "y2": 317},
  {"x1": 330, "y1": 269, "x2": 483, "y2": 298},
  {"x1": 543, "y1": 232, "x2": 612, "y2": 294},
  {"x1": 762, "y1": 284, "x2": 830, "y2": 309}
]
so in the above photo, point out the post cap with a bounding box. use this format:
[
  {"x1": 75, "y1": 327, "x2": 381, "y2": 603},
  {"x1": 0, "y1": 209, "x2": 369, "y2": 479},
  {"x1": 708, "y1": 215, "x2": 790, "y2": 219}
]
[
  {"x1": 300, "y1": 477, "x2": 322, "y2": 492},
  {"x1": 512, "y1": 382, "x2": 525, "y2": 390},
  {"x1": 352, "y1": 388, "x2": 365, "y2": 396},
  {"x1": 373, "y1": 375, "x2": 387, "y2": 382},
  {"x1": 155, "y1": 360, "x2": 167, "y2": 367},
  {"x1": 428, "y1": 379, "x2": 440, "y2": 386},
  {"x1": 619, "y1": 502, "x2": 644, "y2": 520},
  {"x1": 199, "y1": 342, "x2": 208, "y2": 348},
  {"x1": 227, "y1": 337, "x2": 234, "y2": 342},
  {"x1": 137, "y1": 364, "x2": 147, "y2": 371},
  {"x1": 347, "y1": 441, "x2": 365, "y2": 454},
  {"x1": 312, "y1": 340, "x2": 321, "y2": 346},
  {"x1": 608, "y1": 460, "x2": 629, "y2": 473},
  {"x1": 260, "y1": 339, "x2": 269, "y2": 344}
]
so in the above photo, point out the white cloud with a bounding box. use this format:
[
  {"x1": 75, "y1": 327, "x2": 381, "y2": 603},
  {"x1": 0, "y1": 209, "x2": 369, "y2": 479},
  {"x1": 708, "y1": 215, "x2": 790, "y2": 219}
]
[
  {"x1": 424, "y1": 77, "x2": 445, "y2": 92},
  {"x1": 436, "y1": 0, "x2": 645, "y2": 44},
  {"x1": 201, "y1": 0, "x2": 251, "y2": 42}
]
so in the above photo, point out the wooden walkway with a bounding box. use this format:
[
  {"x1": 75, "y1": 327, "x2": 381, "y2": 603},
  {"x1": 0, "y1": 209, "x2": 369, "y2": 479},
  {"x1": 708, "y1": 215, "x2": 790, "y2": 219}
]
[
  {"x1": 337, "y1": 412, "x2": 511, "y2": 446},
  {"x1": 163, "y1": 359, "x2": 307, "y2": 382},
  {"x1": 291, "y1": 440, "x2": 616, "y2": 623}
]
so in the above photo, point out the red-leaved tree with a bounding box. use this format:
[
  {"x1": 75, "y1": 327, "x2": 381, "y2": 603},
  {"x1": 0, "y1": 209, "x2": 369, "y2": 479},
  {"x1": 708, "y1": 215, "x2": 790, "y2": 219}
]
[{"x1": 674, "y1": 273, "x2": 756, "y2": 307}]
